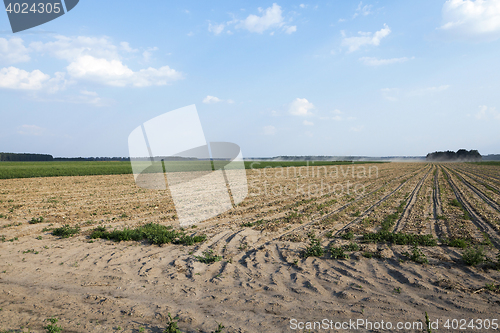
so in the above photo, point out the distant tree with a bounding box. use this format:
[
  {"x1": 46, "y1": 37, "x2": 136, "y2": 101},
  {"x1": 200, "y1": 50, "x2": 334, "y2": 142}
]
[{"x1": 426, "y1": 149, "x2": 482, "y2": 161}]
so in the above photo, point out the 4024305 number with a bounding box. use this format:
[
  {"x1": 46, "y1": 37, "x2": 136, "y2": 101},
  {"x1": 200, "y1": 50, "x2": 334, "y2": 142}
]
[{"x1": 5, "y1": 2, "x2": 62, "y2": 14}]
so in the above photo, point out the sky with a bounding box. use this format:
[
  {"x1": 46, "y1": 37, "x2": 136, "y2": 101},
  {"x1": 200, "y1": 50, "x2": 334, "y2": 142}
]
[{"x1": 1, "y1": 0, "x2": 500, "y2": 158}]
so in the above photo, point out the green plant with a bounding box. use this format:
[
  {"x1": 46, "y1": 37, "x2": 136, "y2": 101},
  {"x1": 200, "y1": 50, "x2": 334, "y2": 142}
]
[
  {"x1": 362, "y1": 231, "x2": 436, "y2": 246},
  {"x1": 341, "y1": 231, "x2": 354, "y2": 240},
  {"x1": 36, "y1": 235, "x2": 43, "y2": 240},
  {"x1": 329, "y1": 246, "x2": 348, "y2": 260},
  {"x1": 325, "y1": 231, "x2": 334, "y2": 238},
  {"x1": 485, "y1": 283, "x2": 500, "y2": 292},
  {"x1": 394, "y1": 287, "x2": 401, "y2": 294},
  {"x1": 440, "y1": 237, "x2": 469, "y2": 248},
  {"x1": 90, "y1": 223, "x2": 206, "y2": 246},
  {"x1": 195, "y1": 250, "x2": 222, "y2": 264},
  {"x1": 52, "y1": 225, "x2": 80, "y2": 238},
  {"x1": 402, "y1": 245, "x2": 428, "y2": 264},
  {"x1": 343, "y1": 243, "x2": 359, "y2": 252},
  {"x1": 164, "y1": 313, "x2": 181, "y2": 333},
  {"x1": 211, "y1": 323, "x2": 225, "y2": 333},
  {"x1": 302, "y1": 236, "x2": 324, "y2": 258},
  {"x1": 425, "y1": 312, "x2": 432, "y2": 333},
  {"x1": 462, "y1": 246, "x2": 485, "y2": 266},
  {"x1": 29, "y1": 216, "x2": 45, "y2": 224},
  {"x1": 44, "y1": 317, "x2": 62, "y2": 333}
]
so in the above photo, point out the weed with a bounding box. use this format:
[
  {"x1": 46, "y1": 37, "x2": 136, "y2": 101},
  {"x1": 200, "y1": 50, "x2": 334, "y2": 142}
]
[
  {"x1": 440, "y1": 238, "x2": 469, "y2": 248},
  {"x1": 462, "y1": 246, "x2": 485, "y2": 266},
  {"x1": 325, "y1": 231, "x2": 334, "y2": 238},
  {"x1": 52, "y1": 225, "x2": 80, "y2": 238},
  {"x1": 241, "y1": 219, "x2": 265, "y2": 227},
  {"x1": 22, "y1": 249, "x2": 39, "y2": 254},
  {"x1": 164, "y1": 313, "x2": 181, "y2": 333},
  {"x1": 0, "y1": 214, "x2": 5, "y2": 219},
  {"x1": 29, "y1": 216, "x2": 45, "y2": 224},
  {"x1": 195, "y1": 250, "x2": 222, "y2": 264},
  {"x1": 343, "y1": 243, "x2": 359, "y2": 251},
  {"x1": 449, "y1": 199, "x2": 461, "y2": 207},
  {"x1": 394, "y1": 287, "x2": 401, "y2": 294},
  {"x1": 36, "y1": 236, "x2": 43, "y2": 240},
  {"x1": 90, "y1": 223, "x2": 206, "y2": 246},
  {"x1": 485, "y1": 283, "x2": 500, "y2": 292},
  {"x1": 341, "y1": 231, "x2": 354, "y2": 240},
  {"x1": 329, "y1": 246, "x2": 348, "y2": 260},
  {"x1": 352, "y1": 210, "x2": 361, "y2": 217},
  {"x1": 44, "y1": 317, "x2": 62, "y2": 333},
  {"x1": 402, "y1": 245, "x2": 428, "y2": 264},
  {"x1": 120, "y1": 213, "x2": 128, "y2": 218},
  {"x1": 211, "y1": 323, "x2": 225, "y2": 333},
  {"x1": 302, "y1": 236, "x2": 324, "y2": 258},
  {"x1": 425, "y1": 312, "x2": 432, "y2": 333},
  {"x1": 363, "y1": 231, "x2": 437, "y2": 246}
]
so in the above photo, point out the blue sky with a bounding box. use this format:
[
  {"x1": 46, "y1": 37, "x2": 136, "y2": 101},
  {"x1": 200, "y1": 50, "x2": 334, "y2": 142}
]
[{"x1": 1, "y1": 0, "x2": 500, "y2": 157}]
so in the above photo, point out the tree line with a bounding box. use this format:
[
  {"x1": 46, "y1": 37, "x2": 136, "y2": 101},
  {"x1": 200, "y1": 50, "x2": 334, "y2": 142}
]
[
  {"x1": 0, "y1": 153, "x2": 129, "y2": 162},
  {"x1": 426, "y1": 149, "x2": 482, "y2": 161}
]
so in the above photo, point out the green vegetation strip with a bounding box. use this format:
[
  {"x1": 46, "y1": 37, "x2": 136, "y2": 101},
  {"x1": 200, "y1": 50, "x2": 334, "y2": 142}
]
[
  {"x1": 362, "y1": 231, "x2": 437, "y2": 246},
  {"x1": 90, "y1": 223, "x2": 206, "y2": 246},
  {"x1": 0, "y1": 160, "x2": 383, "y2": 179}
]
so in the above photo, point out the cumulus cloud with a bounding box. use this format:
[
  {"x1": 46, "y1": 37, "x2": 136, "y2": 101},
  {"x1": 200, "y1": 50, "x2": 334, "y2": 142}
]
[
  {"x1": 341, "y1": 24, "x2": 391, "y2": 52},
  {"x1": 475, "y1": 105, "x2": 500, "y2": 120},
  {"x1": 66, "y1": 55, "x2": 182, "y2": 87},
  {"x1": 359, "y1": 56, "x2": 414, "y2": 66},
  {"x1": 237, "y1": 3, "x2": 285, "y2": 33},
  {"x1": 0, "y1": 37, "x2": 30, "y2": 64},
  {"x1": 202, "y1": 95, "x2": 234, "y2": 104},
  {"x1": 289, "y1": 98, "x2": 314, "y2": 116},
  {"x1": 30, "y1": 36, "x2": 182, "y2": 87},
  {"x1": 208, "y1": 22, "x2": 226, "y2": 35},
  {"x1": 440, "y1": 0, "x2": 500, "y2": 40},
  {"x1": 353, "y1": 1, "x2": 373, "y2": 18},
  {"x1": 203, "y1": 95, "x2": 223, "y2": 104},
  {"x1": 285, "y1": 25, "x2": 297, "y2": 34},
  {"x1": 263, "y1": 125, "x2": 277, "y2": 135},
  {"x1": 303, "y1": 120, "x2": 314, "y2": 126},
  {"x1": 0, "y1": 67, "x2": 50, "y2": 90}
]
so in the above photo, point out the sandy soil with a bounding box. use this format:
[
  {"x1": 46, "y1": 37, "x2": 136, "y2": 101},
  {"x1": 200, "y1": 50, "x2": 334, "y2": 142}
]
[{"x1": 1, "y1": 163, "x2": 499, "y2": 332}]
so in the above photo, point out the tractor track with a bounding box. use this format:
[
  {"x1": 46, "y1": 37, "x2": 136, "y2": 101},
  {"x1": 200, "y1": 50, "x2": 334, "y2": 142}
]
[
  {"x1": 441, "y1": 167, "x2": 500, "y2": 250},
  {"x1": 431, "y1": 166, "x2": 447, "y2": 238},
  {"x1": 331, "y1": 165, "x2": 431, "y2": 237},
  {"x1": 446, "y1": 167, "x2": 500, "y2": 214},
  {"x1": 392, "y1": 167, "x2": 432, "y2": 233},
  {"x1": 452, "y1": 166, "x2": 500, "y2": 196}
]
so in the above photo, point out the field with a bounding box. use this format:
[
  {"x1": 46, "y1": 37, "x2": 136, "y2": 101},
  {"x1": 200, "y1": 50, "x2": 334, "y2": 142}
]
[
  {"x1": 0, "y1": 160, "x2": 378, "y2": 179},
  {"x1": 0, "y1": 162, "x2": 499, "y2": 332}
]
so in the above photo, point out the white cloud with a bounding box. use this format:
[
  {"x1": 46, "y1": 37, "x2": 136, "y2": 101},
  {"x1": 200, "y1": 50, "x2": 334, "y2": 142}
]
[
  {"x1": 67, "y1": 55, "x2": 182, "y2": 87},
  {"x1": 208, "y1": 22, "x2": 226, "y2": 35},
  {"x1": 237, "y1": 3, "x2": 284, "y2": 33},
  {"x1": 142, "y1": 47, "x2": 158, "y2": 62},
  {"x1": 353, "y1": 1, "x2": 373, "y2": 18},
  {"x1": 338, "y1": 18, "x2": 347, "y2": 23},
  {"x1": 409, "y1": 85, "x2": 450, "y2": 96},
  {"x1": 475, "y1": 105, "x2": 500, "y2": 120},
  {"x1": 17, "y1": 124, "x2": 45, "y2": 136},
  {"x1": 440, "y1": 0, "x2": 500, "y2": 40},
  {"x1": 263, "y1": 125, "x2": 277, "y2": 135},
  {"x1": 303, "y1": 120, "x2": 314, "y2": 126},
  {"x1": 285, "y1": 25, "x2": 297, "y2": 34},
  {"x1": 289, "y1": 98, "x2": 314, "y2": 116},
  {"x1": 0, "y1": 37, "x2": 30, "y2": 64},
  {"x1": 120, "y1": 42, "x2": 138, "y2": 53},
  {"x1": 350, "y1": 125, "x2": 364, "y2": 132},
  {"x1": 0, "y1": 67, "x2": 50, "y2": 90},
  {"x1": 203, "y1": 95, "x2": 223, "y2": 104},
  {"x1": 360, "y1": 56, "x2": 413, "y2": 66},
  {"x1": 381, "y1": 88, "x2": 399, "y2": 101},
  {"x1": 299, "y1": 4, "x2": 307, "y2": 9},
  {"x1": 203, "y1": 95, "x2": 234, "y2": 104},
  {"x1": 341, "y1": 24, "x2": 391, "y2": 52}
]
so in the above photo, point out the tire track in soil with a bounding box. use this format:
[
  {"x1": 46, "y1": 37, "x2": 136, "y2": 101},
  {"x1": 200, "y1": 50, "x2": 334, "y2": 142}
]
[
  {"x1": 453, "y1": 166, "x2": 500, "y2": 197},
  {"x1": 392, "y1": 167, "x2": 432, "y2": 233},
  {"x1": 458, "y1": 166, "x2": 500, "y2": 187},
  {"x1": 431, "y1": 166, "x2": 448, "y2": 238},
  {"x1": 441, "y1": 167, "x2": 500, "y2": 250},
  {"x1": 331, "y1": 165, "x2": 431, "y2": 237},
  {"x1": 447, "y1": 167, "x2": 500, "y2": 213}
]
